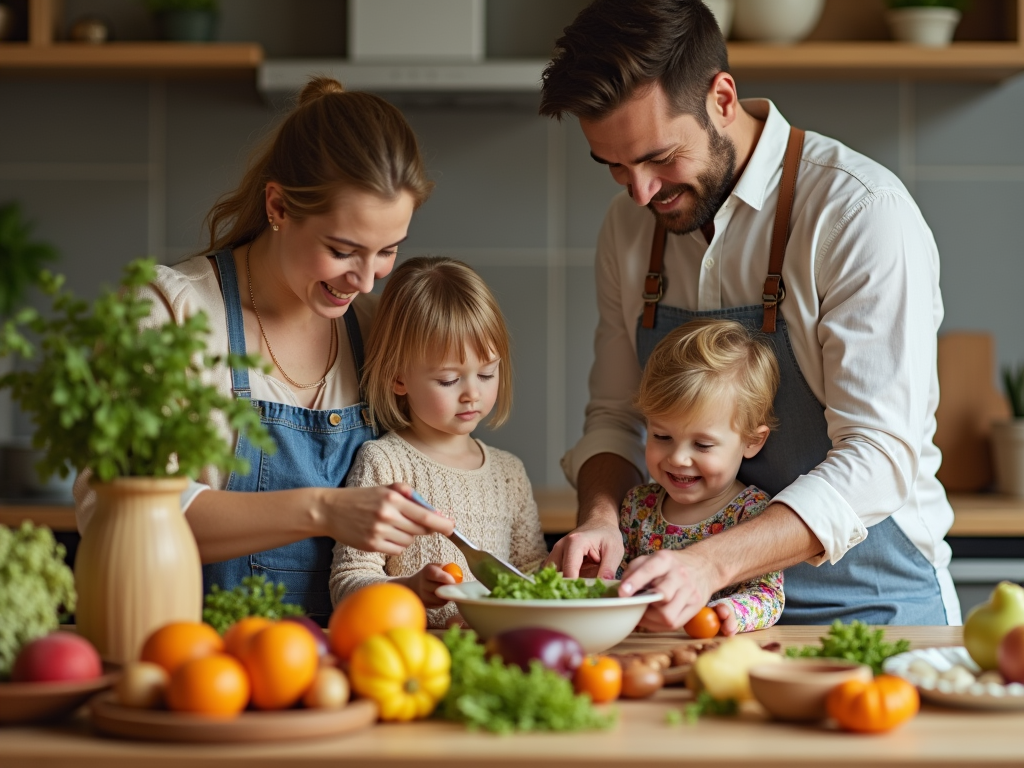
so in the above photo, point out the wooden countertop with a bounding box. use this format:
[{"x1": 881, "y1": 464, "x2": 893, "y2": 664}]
[
  {"x1": 4, "y1": 491, "x2": 1024, "y2": 537},
  {"x1": 4, "y1": 625, "x2": 1021, "y2": 768}
]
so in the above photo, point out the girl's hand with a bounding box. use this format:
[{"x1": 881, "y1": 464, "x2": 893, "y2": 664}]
[
  {"x1": 712, "y1": 602, "x2": 739, "y2": 637},
  {"x1": 396, "y1": 564, "x2": 458, "y2": 608},
  {"x1": 318, "y1": 483, "x2": 455, "y2": 555},
  {"x1": 445, "y1": 611, "x2": 469, "y2": 629}
]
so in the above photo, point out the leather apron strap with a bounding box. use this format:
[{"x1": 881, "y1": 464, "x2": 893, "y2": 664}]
[{"x1": 640, "y1": 125, "x2": 806, "y2": 333}]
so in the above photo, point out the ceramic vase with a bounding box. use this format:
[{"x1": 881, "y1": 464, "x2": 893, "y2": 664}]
[
  {"x1": 991, "y1": 420, "x2": 1024, "y2": 497},
  {"x1": 74, "y1": 477, "x2": 202, "y2": 665},
  {"x1": 733, "y1": 0, "x2": 825, "y2": 44},
  {"x1": 886, "y1": 7, "x2": 961, "y2": 47}
]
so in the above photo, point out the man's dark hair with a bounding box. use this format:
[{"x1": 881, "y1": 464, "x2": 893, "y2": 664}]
[{"x1": 539, "y1": 0, "x2": 729, "y2": 128}]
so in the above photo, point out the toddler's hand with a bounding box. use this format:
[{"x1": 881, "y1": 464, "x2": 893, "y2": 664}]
[
  {"x1": 713, "y1": 602, "x2": 739, "y2": 636},
  {"x1": 399, "y1": 564, "x2": 458, "y2": 608},
  {"x1": 444, "y1": 611, "x2": 469, "y2": 629}
]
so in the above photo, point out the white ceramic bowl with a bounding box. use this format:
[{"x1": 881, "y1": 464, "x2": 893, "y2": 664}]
[{"x1": 435, "y1": 580, "x2": 663, "y2": 653}]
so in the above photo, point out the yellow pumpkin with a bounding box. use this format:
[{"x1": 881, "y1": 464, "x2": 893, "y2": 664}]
[{"x1": 349, "y1": 627, "x2": 451, "y2": 721}]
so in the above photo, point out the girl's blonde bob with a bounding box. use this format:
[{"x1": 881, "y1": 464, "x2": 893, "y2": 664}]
[
  {"x1": 636, "y1": 318, "x2": 779, "y2": 442},
  {"x1": 363, "y1": 256, "x2": 513, "y2": 433}
]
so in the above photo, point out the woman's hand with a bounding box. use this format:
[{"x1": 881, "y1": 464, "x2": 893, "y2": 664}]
[
  {"x1": 395, "y1": 564, "x2": 458, "y2": 608},
  {"x1": 618, "y1": 549, "x2": 717, "y2": 632},
  {"x1": 318, "y1": 482, "x2": 455, "y2": 555}
]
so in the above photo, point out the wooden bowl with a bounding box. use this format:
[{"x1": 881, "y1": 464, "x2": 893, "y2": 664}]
[
  {"x1": 0, "y1": 666, "x2": 119, "y2": 724},
  {"x1": 749, "y1": 658, "x2": 872, "y2": 722}
]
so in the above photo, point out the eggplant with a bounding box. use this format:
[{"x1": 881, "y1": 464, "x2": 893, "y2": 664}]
[
  {"x1": 484, "y1": 627, "x2": 584, "y2": 678},
  {"x1": 283, "y1": 615, "x2": 330, "y2": 657}
]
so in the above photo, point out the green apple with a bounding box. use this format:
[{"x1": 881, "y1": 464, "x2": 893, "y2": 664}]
[{"x1": 963, "y1": 581, "x2": 1024, "y2": 670}]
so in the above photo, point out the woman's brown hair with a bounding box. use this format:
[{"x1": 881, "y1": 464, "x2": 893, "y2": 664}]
[
  {"x1": 363, "y1": 256, "x2": 513, "y2": 433},
  {"x1": 204, "y1": 76, "x2": 433, "y2": 252},
  {"x1": 539, "y1": 0, "x2": 729, "y2": 128}
]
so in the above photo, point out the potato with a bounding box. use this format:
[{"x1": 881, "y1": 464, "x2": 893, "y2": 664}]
[
  {"x1": 115, "y1": 662, "x2": 168, "y2": 709},
  {"x1": 302, "y1": 666, "x2": 350, "y2": 710},
  {"x1": 693, "y1": 637, "x2": 782, "y2": 701}
]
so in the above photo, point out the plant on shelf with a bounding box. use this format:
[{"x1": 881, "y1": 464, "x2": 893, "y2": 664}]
[
  {"x1": 991, "y1": 362, "x2": 1024, "y2": 498},
  {"x1": 885, "y1": 0, "x2": 969, "y2": 46},
  {"x1": 0, "y1": 258, "x2": 274, "y2": 664},
  {"x1": 0, "y1": 202, "x2": 58, "y2": 320},
  {"x1": 144, "y1": 0, "x2": 220, "y2": 42}
]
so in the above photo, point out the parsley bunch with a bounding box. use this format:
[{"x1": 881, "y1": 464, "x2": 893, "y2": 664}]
[
  {"x1": 785, "y1": 620, "x2": 911, "y2": 675},
  {"x1": 438, "y1": 628, "x2": 617, "y2": 734},
  {"x1": 0, "y1": 259, "x2": 275, "y2": 482},
  {"x1": 202, "y1": 575, "x2": 304, "y2": 633},
  {"x1": 488, "y1": 564, "x2": 610, "y2": 600}
]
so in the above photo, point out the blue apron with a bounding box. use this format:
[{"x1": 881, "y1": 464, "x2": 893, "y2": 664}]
[
  {"x1": 635, "y1": 128, "x2": 946, "y2": 625},
  {"x1": 202, "y1": 249, "x2": 375, "y2": 626}
]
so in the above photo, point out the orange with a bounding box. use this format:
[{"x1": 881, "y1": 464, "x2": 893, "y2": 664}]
[
  {"x1": 441, "y1": 563, "x2": 464, "y2": 584},
  {"x1": 140, "y1": 621, "x2": 224, "y2": 674},
  {"x1": 241, "y1": 621, "x2": 319, "y2": 710},
  {"x1": 224, "y1": 617, "x2": 274, "y2": 659},
  {"x1": 166, "y1": 653, "x2": 250, "y2": 717},
  {"x1": 328, "y1": 582, "x2": 427, "y2": 661}
]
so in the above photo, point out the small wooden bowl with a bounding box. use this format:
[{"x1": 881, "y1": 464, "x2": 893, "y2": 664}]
[
  {"x1": 0, "y1": 666, "x2": 119, "y2": 724},
  {"x1": 749, "y1": 658, "x2": 872, "y2": 722}
]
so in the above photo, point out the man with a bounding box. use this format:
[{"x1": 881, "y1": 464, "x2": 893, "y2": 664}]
[{"x1": 541, "y1": 0, "x2": 958, "y2": 629}]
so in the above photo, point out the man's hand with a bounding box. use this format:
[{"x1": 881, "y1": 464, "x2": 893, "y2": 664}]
[
  {"x1": 618, "y1": 549, "x2": 718, "y2": 632},
  {"x1": 545, "y1": 518, "x2": 624, "y2": 579}
]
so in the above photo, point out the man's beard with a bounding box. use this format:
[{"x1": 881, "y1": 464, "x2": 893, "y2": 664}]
[{"x1": 648, "y1": 125, "x2": 737, "y2": 236}]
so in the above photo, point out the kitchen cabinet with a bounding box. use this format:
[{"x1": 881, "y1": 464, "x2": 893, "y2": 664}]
[
  {"x1": 5, "y1": 625, "x2": 1024, "y2": 768},
  {"x1": 2, "y1": 0, "x2": 1023, "y2": 82}
]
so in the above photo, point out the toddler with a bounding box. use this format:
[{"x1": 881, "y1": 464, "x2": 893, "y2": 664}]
[
  {"x1": 330, "y1": 256, "x2": 548, "y2": 627},
  {"x1": 620, "y1": 318, "x2": 784, "y2": 635}
]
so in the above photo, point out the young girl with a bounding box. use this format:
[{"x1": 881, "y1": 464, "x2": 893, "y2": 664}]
[
  {"x1": 620, "y1": 318, "x2": 784, "y2": 635},
  {"x1": 330, "y1": 256, "x2": 548, "y2": 627}
]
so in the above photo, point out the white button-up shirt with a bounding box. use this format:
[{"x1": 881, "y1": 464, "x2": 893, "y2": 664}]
[{"x1": 562, "y1": 99, "x2": 959, "y2": 622}]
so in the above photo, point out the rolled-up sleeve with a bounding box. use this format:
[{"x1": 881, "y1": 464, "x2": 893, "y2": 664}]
[
  {"x1": 773, "y1": 191, "x2": 941, "y2": 565},
  {"x1": 561, "y1": 212, "x2": 648, "y2": 487}
]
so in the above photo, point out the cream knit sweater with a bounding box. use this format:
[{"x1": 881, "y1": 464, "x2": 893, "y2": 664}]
[{"x1": 330, "y1": 431, "x2": 549, "y2": 628}]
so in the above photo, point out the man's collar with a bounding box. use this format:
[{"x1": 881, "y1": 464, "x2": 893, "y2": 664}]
[{"x1": 729, "y1": 99, "x2": 792, "y2": 213}]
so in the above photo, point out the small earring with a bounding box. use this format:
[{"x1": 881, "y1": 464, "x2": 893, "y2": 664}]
[{"x1": 269, "y1": 216, "x2": 279, "y2": 232}]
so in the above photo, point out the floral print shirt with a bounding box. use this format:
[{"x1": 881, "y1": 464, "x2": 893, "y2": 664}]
[{"x1": 619, "y1": 483, "x2": 784, "y2": 633}]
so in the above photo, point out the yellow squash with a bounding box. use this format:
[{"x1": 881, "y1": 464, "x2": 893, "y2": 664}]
[{"x1": 349, "y1": 627, "x2": 451, "y2": 721}]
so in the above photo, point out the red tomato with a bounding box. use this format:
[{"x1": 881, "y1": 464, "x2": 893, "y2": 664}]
[
  {"x1": 683, "y1": 607, "x2": 721, "y2": 639},
  {"x1": 573, "y1": 655, "x2": 622, "y2": 703}
]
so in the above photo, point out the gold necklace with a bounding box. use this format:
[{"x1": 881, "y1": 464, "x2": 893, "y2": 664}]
[{"x1": 246, "y1": 243, "x2": 336, "y2": 390}]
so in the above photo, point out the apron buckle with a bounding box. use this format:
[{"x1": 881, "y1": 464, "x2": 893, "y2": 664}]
[{"x1": 642, "y1": 272, "x2": 664, "y2": 303}]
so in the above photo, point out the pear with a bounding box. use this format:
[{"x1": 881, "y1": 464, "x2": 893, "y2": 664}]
[{"x1": 963, "y1": 581, "x2": 1024, "y2": 670}]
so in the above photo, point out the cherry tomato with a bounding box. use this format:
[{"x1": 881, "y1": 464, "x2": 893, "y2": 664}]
[
  {"x1": 573, "y1": 655, "x2": 622, "y2": 703},
  {"x1": 441, "y1": 563, "x2": 464, "y2": 583},
  {"x1": 683, "y1": 606, "x2": 721, "y2": 639}
]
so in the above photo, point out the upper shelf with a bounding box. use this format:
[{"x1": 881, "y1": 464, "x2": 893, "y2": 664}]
[
  {"x1": 257, "y1": 41, "x2": 1024, "y2": 96},
  {"x1": 0, "y1": 42, "x2": 264, "y2": 74}
]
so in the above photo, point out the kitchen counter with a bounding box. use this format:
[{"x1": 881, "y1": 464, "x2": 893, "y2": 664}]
[{"x1": 2, "y1": 625, "x2": 1020, "y2": 768}]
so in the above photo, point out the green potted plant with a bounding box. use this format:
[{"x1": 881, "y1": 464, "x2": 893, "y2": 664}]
[
  {"x1": 991, "y1": 363, "x2": 1024, "y2": 497},
  {"x1": 885, "y1": 0, "x2": 970, "y2": 47},
  {"x1": 0, "y1": 258, "x2": 274, "y2": 663},
  {"x1": 145, "y1": 0, "x2": 219, "y2": 43},
  {"x1": 0, "y1": 201, "x2": 58, "y2": 494}
]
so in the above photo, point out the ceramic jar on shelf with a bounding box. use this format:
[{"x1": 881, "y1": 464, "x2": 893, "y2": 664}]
[{"x1": 74, "y1": 477, "x2": 203, "y2": 665}]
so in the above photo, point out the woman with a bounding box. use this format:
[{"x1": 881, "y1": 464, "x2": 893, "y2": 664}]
[{"x1": 75, "y1": 77, "x2": 454, "y2": 625}]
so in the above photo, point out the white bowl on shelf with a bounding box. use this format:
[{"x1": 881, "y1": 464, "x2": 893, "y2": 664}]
[
  {"x1": 733, "y1": 0, "x2": 825, "y2": 44},
  {"x1": 435, "y1": 580, "x2": 663, "y2": 653}
]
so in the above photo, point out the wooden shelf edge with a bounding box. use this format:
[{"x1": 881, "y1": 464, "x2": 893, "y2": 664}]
[{"x1": 0, "y1": 42, "x2": 264, "y2": 71}]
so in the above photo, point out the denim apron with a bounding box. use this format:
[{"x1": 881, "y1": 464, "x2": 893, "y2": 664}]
[
  {"x1": 202, "y1": 249, "x2": 375, "y2": 626},
  {"x1": 635, "y1": 128, "x2": 946, "y2": 625}
]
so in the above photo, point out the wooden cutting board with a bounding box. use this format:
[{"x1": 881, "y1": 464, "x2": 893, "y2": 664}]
[{"x1": 933, "y1": 332, "x2": 1010, "y2": 493}]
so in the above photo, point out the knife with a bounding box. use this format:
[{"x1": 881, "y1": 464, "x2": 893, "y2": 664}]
[{"x1": 408, "y1": 489, "x2": 535, "y2": 590}]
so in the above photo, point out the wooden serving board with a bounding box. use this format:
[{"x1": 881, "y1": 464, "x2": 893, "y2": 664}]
[{"x1": 89, "y1": 693, "x2": 378, "y2": 743}]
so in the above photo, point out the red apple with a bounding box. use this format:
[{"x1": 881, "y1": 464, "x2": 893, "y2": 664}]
[
  {"x1": 997, "y1": 624, "x2": 1024, "y2": 685},
  {"x1": 11, "y1": 633, "x2": 102, "y2": 683}
]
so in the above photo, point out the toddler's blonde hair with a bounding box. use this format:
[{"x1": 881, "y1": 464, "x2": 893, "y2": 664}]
[
  {"x1": 363, "y1": 256, "x2": 513, "y2": 433},
  {"x1": 636, "y1": 318, "x2": 779, "y2": 442}
]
